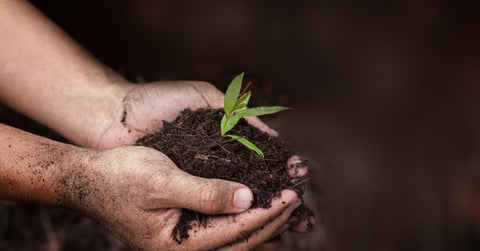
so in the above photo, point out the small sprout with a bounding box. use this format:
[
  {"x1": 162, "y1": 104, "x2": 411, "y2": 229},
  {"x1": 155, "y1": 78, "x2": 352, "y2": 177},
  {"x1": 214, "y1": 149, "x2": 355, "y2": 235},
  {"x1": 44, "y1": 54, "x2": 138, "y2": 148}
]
[{"x1": 221, "y1": 73, "x2": 290, "y2": 158}]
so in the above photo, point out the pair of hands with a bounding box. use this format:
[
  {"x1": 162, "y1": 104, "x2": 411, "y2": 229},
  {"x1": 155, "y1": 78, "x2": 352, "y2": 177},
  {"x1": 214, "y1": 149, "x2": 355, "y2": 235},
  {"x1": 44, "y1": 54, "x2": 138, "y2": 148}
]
[
  {"x1": 65, "y1": 81, "x2": 312, "y2": 250},
  {"x1": 0, "y1": 1, "x2": 311, "y2": 248}
]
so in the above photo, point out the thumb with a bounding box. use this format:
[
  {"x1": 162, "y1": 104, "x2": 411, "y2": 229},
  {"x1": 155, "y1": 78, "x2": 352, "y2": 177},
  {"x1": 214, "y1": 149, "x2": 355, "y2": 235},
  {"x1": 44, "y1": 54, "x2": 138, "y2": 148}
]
[{"x1": 166, "y1": 170, "x2": 254, "y2": 214}]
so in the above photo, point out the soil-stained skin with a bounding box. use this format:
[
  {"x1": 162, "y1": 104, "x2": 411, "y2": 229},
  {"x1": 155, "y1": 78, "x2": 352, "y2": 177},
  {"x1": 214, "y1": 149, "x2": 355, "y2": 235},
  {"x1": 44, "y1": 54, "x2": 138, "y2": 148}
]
[
  {"x1": 54, "y1": 157, "x2": 104, "y2": 216},
  {"x1": 51, "y1": 147, "x2": 192, "y2": 249},
  {"x1": 51, "y1": 149, "x2": 139, "y2": 247},
  {"x1": 53, "y1": 149, "x2": 119, "y2": 216},
  {"x1": 0, "y1": 131, "x2": 76, "y2": 203}
]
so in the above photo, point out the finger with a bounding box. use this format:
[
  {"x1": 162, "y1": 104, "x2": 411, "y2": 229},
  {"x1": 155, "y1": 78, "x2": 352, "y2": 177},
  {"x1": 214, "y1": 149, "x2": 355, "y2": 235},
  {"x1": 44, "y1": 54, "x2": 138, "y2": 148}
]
[
  {"x1": 221, "y1": 199, "x2": 300, "y2": 250},
  {"x1": 186, "y1": 81, "x2": 225, "y2": 109},
  {"x1": 164, "y1": 169, "x2": 254, "y2": 214},
  {"x1": 286, "y1": 155, "x2": 309, "y2": 179},
  {"x1": 244, "y1": 222, "x2": 291, "y2": 251},
  {"x1": 244, "y1": 116, "x2": 279, "y2": 137},
  {"x1": 288, "y1": 204, "x2": 315, "y2": 233},
  {"x1": 222, "y1": 222, "x2": 291, "y2": 251},
  {"x1": 289, "y1": 215, "x2": 316, "y2": 233},
  {"x1": 179, "y1": 190, "x2": 300, "y2": 251}
]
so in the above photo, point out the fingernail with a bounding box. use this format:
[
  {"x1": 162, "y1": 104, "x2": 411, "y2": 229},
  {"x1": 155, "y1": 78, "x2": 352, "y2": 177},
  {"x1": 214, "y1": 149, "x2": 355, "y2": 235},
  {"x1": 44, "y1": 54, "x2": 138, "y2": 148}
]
[
  {"x1": 233, "y1": 188, "x2": 253, "y2": 211},
  {"x1": 292, "y1": 200, "x2": 302, "y2": 209},
  {"x1": 287, "y1": 156, "x2": 308, "y2": 178}
]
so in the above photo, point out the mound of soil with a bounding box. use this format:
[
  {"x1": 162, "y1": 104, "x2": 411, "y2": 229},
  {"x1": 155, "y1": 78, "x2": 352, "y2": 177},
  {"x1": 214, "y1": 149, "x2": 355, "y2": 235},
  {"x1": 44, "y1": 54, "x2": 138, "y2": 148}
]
[{"x1": 135, "y1": 108, "x2": 312, "y2": 243}]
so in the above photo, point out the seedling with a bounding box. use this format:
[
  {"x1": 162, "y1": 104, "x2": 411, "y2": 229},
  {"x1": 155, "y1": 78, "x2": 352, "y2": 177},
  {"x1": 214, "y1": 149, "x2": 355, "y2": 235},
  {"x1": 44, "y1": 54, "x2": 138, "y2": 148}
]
[{"x1": 221, "y1": 73, "x2": 290, "y2": 158}]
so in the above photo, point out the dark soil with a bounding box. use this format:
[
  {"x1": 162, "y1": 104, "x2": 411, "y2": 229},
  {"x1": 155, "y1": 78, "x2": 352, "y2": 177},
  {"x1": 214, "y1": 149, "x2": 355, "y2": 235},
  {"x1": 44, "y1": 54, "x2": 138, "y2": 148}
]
[{"x1": 135, "y1": 108, "x2": 311, "y2": 243}]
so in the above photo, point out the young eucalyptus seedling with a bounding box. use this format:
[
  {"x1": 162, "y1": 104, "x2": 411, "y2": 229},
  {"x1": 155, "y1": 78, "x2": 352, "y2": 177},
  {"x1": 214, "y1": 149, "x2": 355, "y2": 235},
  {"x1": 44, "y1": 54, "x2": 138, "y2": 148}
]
[{"x1": 221, "y1": 73, "x2": 290, "y2": 158}]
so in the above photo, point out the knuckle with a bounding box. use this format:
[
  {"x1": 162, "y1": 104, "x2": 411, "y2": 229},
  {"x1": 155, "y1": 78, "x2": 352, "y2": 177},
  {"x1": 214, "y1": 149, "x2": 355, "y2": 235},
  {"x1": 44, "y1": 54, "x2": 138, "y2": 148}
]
[
  {"x1": 200, "y1": 185, "x2": 223, "y2": 213},
  {"x1": 187, "y1": 81, "x2": 224, "y2": 108}
]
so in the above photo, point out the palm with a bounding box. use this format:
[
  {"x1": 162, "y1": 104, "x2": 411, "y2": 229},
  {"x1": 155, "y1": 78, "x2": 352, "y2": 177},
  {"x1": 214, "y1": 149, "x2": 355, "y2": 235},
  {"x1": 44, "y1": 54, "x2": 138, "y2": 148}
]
[
  {"x1": 95, "y1": 81, "x2": 276, "y2": 149},
  {"x1": 95, "y1": 81, "x2": 224, "y2": 149}
]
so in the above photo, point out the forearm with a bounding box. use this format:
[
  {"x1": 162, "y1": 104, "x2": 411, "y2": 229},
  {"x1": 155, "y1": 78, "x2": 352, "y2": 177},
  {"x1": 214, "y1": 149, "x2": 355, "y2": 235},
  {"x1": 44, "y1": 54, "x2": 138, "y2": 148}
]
[
  {"x1": 0, "y1": 0, "x2": 131, "y2": 146},
  {"x1": 0, "y1": 123, "x2": 80, "y2": 204}
]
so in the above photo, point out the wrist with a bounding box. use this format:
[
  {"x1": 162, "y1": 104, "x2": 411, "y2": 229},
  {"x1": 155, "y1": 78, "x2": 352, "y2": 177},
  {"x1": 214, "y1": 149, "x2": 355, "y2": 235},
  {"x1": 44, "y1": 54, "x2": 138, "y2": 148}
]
[
  {"x1": 77, "y1": 78, "x2": 134, "y2": 148},
  {"x1": 54, "y1": 66, "x2": 137, "y2": 148},
  {"x1": 52, "y1": 146, "x2": 100, "y2": 211}
]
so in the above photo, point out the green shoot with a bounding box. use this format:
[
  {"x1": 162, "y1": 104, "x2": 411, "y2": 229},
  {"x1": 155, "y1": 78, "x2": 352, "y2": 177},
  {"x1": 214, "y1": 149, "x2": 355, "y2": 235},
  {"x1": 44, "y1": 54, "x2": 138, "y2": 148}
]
[{"x1": 221, "y1": 73, "x2": 291, "y2": 158}]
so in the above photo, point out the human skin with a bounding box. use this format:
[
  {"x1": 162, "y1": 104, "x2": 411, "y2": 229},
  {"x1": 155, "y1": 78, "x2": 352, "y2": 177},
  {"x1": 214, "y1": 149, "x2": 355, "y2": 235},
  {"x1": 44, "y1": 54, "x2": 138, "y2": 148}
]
[
  {"x1": 0, "y1": 0, "x2": 313, "y2": 249},
  {"x1": 0, "y1": 123, "x2": 302, "y2": 250}
]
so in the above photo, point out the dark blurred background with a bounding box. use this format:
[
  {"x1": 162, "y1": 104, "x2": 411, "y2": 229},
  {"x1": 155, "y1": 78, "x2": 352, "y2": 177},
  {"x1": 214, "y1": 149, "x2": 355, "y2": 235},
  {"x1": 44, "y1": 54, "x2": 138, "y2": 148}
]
[{"x1": 1, "y1": 0, "x2": 480, "y2": 250}]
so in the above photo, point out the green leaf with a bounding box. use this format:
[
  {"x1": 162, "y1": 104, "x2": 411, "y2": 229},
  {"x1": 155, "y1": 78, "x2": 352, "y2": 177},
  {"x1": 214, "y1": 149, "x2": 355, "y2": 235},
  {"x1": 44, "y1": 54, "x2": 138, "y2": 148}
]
[
  {"x1": 231, "y1": 104, "x2": 247, "y2": 115},
  {"x1": 234, "y1": 91, "x2": 251, "y2": 109},
  {"x1": 220, "y1": 114, "x2": 227, "y2": 136},
  {"x1": 224, "y1": 73, "x2": 244, "y2": 114},
  {"x1": 230, "y1": 91, "x2": 251, "y2": 114},
  {"x1": 226, "y1": 134, "x2": 264, "y2": 158},
  {"x1": 235, "y1": 106, "x2": 291, "y2": 117},
  {"x1": 224, "y1": 114, "x2": 241, "y2": 135}
]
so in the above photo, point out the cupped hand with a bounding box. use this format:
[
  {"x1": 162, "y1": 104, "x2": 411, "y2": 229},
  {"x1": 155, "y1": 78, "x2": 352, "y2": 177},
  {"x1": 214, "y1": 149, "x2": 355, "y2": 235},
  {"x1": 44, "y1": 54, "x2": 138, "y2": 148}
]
[
  {"x1": 92, "y1": 81, "x2": 276, "y2": 149},
  {"x1": 59, "y1": 146, "x2": 301, "y2": 250},
  {"x1": 87, "y1": 80, "x2": 314, "y2": 238}
]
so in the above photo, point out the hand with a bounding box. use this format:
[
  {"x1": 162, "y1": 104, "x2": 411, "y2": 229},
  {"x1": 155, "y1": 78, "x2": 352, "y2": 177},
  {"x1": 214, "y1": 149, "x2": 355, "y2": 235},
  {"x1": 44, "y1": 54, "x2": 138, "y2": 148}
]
[
  {"x1": 86, "y1": 80, "x2": 314, "y2": 237},
  {"x1": 91, "y1": 80, "x2": 315, "y2": 229},
  {"x1": 91, "y1": 81, "x2": 277, "y2": 149},
  {"x1": 58, "y1": 146, "x2": 302, "y2": 250}
]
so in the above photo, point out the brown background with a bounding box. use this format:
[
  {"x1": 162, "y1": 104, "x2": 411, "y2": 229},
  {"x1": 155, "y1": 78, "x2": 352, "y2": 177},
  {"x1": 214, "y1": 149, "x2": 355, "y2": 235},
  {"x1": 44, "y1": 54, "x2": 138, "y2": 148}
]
[{"x1": 1, "y1": 1, "x2": 480, "y2": 250}]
